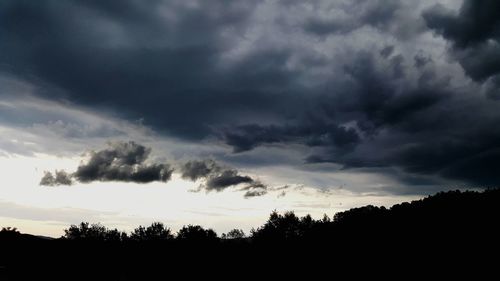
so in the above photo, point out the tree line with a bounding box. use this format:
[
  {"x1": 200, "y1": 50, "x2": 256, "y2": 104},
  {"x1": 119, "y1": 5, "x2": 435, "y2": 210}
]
[
  {"x1": 16, "y1": 188, "x2": 493, "y2": 244},
  {"x1": 2, "y1": 188, "x2": 499, "y2": 280}
]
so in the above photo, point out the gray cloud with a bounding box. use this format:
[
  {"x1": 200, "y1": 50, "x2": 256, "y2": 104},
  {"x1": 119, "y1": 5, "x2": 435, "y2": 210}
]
[
  {"x1": 414, "y1": 52, "x2": 433, "y2": 69},
  {"x1": 205, "y1": 170, "x2": 254, "y2": 191},
  {"x1": 39, "y1": 141, "x2": 173, "y2": 185},
  {"x1": 423, "y1": 1, "x2": 500, "y2": 49},
  {"x1": 222, "y1": 122, "x2": 360, "y2": 153},
  {"x1": 40, "y1": 170, "x2": 73, "y2": 186},
  {"x1": 243, "y1": 188, "x2": 268, "y2": 198},
  {"x1": 380, "y1": 45, "x2": 395, "y2": 59},
  {"x1": 73, "y1": 141, "x2": 173, "y2": 183},
  {"x1": 180, "y1": 159, "x2": 221, "y2": 181},
  {"x1": 423, "y1": 0, "x2": 500, "y2": 85},
  {"x1": 181, "y1": 159, "x2": 267, "y2": 197},
  {"x1": 303, "y1": 0, "x2": 424, "y2": 39}
]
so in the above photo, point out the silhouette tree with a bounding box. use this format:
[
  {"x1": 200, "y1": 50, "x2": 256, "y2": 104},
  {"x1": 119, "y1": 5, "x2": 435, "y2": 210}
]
[
  {"x1": 222, "y1": 229, "x2": 246, "y2": 239},
  {"x1": 1, "y1": 227, "x2": 19, "y2": 234},
  {"x1": 176, "y1": 225, "x2": 218, "y2": 242},
  {"x1": 0, "y1": 227, "x2": 21, "y2": 241},
  {"x1": 251, "y1": 211, "x2": 306, "y2": 242},
  {"x1": 63, "y1": 222, "x2": 128, "y2": 241},
  {"x1": 105, "y1": 228, "x2": 128, "y2": 242},
  {"x1": 64, "y1": 222, "x2": 91, "y2": 240},
  {"x1": 130, "y1": 222, "x2": 173, "y2": 241}
]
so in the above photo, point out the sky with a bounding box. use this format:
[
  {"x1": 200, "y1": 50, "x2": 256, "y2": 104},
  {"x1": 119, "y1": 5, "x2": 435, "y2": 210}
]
[{"x1": 1, "y1": 0, "x2": 499, "y2": 237}]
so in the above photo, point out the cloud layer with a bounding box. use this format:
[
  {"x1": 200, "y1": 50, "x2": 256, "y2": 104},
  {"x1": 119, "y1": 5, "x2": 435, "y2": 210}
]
[{"x1": 2, "y1": 0, "x2": 500, "y2": 193}]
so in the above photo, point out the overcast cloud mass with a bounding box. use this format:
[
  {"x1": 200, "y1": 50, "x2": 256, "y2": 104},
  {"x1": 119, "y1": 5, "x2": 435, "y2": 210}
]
[{"x1": 1, "y1": 0, "x2": 499, "y2": 200}]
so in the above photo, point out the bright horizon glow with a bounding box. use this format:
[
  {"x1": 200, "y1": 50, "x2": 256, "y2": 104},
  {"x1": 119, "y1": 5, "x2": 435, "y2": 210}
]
[{"x1": 0, "y1": 153, "x2": 422, "y2": 237}]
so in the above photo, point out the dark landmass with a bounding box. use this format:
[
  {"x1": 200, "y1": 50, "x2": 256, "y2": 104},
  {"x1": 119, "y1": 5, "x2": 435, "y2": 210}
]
[{"x1": 1, "y1": 189, "x2": 499, "y2": 280}]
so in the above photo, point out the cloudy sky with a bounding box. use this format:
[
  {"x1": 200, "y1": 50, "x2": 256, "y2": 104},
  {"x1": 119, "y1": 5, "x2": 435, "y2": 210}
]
[{"x1": 1, "y1": 0, "x2": 499, "y2": 237}]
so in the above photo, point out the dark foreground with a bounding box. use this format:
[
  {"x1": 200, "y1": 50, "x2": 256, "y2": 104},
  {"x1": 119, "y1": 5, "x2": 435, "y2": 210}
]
[{"x1": 1, "y1": 189, "x2": 499, "y2": 280}]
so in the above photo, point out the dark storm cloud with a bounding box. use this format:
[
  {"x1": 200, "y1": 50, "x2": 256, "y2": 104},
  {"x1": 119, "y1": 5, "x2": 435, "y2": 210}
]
[
  {"x1": 39, "y1": 141, "x2": 173, "y2": 185},
  {"x1": 299, "y1": 48, "x2": 500, "y2": 187},
  {"x1": 423, "y1": 0, "x2": 500, "y2": 85},
  {"x1": 303, "y1": 0, "x2": 423, "y2": 39},
  {"x1": 423, "y1": 0, "x2": 500, "y2": 48},
  {"x1": 3, "y1": 0, "x2": 500, "y2": 193},
  {"x1": 322, "y1": 50, "x2": 445, "y2": 137},
  {"x1": 0, "y1": 0, "x2": 302, "y2": 140},
  {"x1": 222, "y1": 122, "x2": 360, "y2": 153},
  {"x1": 181, "y1": 160, "x2": 267, "y2": 196},
  {"x1": 304, "y1": 0, "x2": 402, "y2": 35}
]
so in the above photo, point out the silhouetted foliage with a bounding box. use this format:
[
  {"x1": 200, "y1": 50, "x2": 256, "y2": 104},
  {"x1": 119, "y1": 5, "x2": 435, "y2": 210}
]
[
  {"x1": 37, "y1": 189, "x2": 500, "y2": 246},
  {"x1": 248, "y1": 189, "x2": 500, "y2": 245},
  {"x1": 177, "y1": 224, "x2": 218, "y2": 241},
  {"x1": 222, "y1": 228, "x2": 246, "y2": 239},
  {"x1": 176, "y1": 225, "x2": 218, "y2": 242},
  {"x1": 63, "y1": 222, "x2": 128, "y2": 242},
  {"x1": 0, "y1": 227, "x2": 21, "y2": 243},
  {"x1": 251, "y1": 211, "x2": 301, "y2": 242},
  {"x1": 130, "y1": 222, "x2": 173, "y2": 241},
  {"x1": 1, "y1": 227, "x2": 19, "y2": 234}
]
